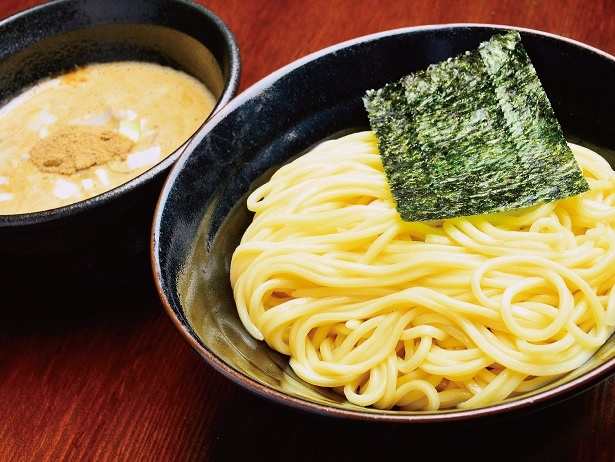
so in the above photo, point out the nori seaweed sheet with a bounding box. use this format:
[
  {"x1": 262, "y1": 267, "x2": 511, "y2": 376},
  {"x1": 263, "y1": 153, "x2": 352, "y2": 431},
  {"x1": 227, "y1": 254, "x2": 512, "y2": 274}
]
[{"x1": 363, "y1": 30, "x2": 590, "y2": 222}]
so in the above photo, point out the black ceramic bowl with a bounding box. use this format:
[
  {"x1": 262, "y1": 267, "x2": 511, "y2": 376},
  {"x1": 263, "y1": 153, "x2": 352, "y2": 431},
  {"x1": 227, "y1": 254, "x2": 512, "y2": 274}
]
[
  {"x1": 153, "y1": 24, "x2": 615, "y2": 423},
  {"x1": 0, "y1": 0, "x2": 240, "y2": 289}
]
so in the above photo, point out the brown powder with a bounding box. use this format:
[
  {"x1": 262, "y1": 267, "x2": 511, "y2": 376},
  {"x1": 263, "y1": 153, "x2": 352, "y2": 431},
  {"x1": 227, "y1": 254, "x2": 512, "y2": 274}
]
[{"x1": 30, "y1": 125, "x2": 134, "y2": 175}]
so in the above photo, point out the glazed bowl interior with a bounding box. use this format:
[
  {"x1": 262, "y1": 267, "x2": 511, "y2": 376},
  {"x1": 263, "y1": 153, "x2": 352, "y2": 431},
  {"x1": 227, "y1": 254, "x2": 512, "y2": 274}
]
[
  {"x1": 0, "y1": 0, "x2": 240, "y2": 283},
  {"x1": 153, "y1": 24, "x2": 614, "y2": 423}
]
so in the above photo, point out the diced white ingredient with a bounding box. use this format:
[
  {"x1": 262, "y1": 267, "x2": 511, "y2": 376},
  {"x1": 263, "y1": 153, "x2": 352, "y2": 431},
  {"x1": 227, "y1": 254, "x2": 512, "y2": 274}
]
[
  {"x1": 81, "y1": 178, "x2": 95, "y2": 190},
  {"x1": 27, "y1": 109, "x2": 57, "y2": 137},
  {"x1": 21, "y1": 153, "x2": 30, "y2": 162},
  {"x1": 126, "y1": 146, "x2": 161, "y2": 170},
  {"x1": 95, "y1": 168, "x2": 110, "y2": 186},
  {"x1": 113, "y1": 109, "x2": 138, "y2": 121},
  {"x1": 75, "y1": 109, "x2": 112, "y2": 126},
  {"x1": 53, "y1": 179, "x2": 78, "y2": 199},
  {"x1": 33, "y1": 110, "x2": 58, "y2": 127},
  {"x1": 0, "y1": 193, "x2": 12, "y2": 202},
  {"x1": 119, "y1": 120, "x2": 140, "y2": 142},
  {"x1": 345, "y1": 319, "x2": 361, "y2": 329},
  {"x1": 0, "y1": 176, "x2": 8, "y2": 185}
]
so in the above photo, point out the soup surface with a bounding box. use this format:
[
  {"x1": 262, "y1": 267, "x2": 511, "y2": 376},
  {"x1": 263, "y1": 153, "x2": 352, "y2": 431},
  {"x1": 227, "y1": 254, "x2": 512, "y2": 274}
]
[{"x1": 0, "y1": 61, "x2": 216, "y2": 214}]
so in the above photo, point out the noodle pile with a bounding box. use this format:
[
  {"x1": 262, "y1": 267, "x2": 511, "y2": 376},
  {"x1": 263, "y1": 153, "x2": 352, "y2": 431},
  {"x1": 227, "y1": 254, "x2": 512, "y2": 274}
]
[{"x1": 230, "y1": 131, "x2": 615, "y2": 410}]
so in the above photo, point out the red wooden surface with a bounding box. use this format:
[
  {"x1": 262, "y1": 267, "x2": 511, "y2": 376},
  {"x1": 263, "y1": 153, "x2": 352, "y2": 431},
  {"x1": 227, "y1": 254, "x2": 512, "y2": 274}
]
[{"x1": 1, "y1": 1, "x2": 614, "y2": 461}]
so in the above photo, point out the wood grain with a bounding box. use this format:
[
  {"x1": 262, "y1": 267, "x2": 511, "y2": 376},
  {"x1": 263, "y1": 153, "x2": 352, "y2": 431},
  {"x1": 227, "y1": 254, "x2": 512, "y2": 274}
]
[{"x1": 0, "y1": 1, "x2": 613, "y2": 461}]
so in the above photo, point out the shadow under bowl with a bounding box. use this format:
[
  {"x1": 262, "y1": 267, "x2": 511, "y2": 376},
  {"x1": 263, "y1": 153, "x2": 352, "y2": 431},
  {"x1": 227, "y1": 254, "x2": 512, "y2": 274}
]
[{"x1": 153, "y1": 24, "x2": 614, "y2": 423}]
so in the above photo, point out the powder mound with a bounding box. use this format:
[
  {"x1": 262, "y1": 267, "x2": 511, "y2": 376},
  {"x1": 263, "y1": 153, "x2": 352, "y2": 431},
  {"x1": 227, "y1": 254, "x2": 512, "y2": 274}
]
[{"x1": 31, "y1": 125, "x2": 134, "y2": 175}]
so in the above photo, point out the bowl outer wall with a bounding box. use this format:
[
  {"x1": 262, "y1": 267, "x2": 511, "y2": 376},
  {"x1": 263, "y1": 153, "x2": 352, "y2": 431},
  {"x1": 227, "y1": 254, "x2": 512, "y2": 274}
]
[{"x1": 153, "y1": 24, "x2": 615, "y2": 423}]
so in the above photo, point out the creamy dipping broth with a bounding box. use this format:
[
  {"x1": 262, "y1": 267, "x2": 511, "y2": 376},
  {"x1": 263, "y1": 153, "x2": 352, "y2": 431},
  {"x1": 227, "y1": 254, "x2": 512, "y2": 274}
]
[{"x1": 0, "y1": 61, "x2": 217, "y2": 214}]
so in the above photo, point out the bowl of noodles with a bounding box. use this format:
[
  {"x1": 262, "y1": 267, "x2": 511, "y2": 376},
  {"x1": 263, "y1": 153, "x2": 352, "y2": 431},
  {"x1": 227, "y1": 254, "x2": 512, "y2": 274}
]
[
  {"x1": 0, "y1": 0, "x2": 240, "y2": 295},
  {"x1": 153, "y1": 24, "x2": 615, "y2": 422}
]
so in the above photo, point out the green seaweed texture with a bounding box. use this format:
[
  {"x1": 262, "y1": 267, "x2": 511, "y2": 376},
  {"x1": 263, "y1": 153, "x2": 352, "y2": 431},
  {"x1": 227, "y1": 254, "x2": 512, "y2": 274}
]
[{"x1": 364, "y1": 30, "x2": 589, "y2": 222}]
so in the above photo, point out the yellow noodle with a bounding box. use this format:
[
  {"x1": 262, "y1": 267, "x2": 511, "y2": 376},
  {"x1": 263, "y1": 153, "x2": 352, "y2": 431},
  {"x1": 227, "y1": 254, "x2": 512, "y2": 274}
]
[{"x1": 230, "y1": 131, "x2": 615, "y2": 410}]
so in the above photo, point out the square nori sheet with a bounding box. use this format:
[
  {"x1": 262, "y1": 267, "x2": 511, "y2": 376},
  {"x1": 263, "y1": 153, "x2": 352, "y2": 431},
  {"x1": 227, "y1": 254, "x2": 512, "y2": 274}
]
[{"x1": 363, "y1": 30, "x2": 589, "y2": 222}]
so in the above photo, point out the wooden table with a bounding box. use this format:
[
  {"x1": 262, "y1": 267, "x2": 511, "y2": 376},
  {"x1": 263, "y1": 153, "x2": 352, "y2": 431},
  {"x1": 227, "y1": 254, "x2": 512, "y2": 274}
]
[{"x1": 1, "y1": 1, "x2": 613, "y2": 461}]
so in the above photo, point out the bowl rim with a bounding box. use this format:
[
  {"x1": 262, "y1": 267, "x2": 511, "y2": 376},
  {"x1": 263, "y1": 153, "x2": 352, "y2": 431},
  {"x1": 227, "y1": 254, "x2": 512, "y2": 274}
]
[
  {"x1": 0, "y1": 0, "x2": 241, "y2": 226},
  {"x1": 153, "y1": 23, "x2": 615, "y2": 423}
]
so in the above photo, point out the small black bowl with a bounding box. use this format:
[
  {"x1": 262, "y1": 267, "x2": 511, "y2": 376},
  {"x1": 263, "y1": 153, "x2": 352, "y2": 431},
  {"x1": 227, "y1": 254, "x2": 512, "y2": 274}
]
[
  {"x1": 153, "y1": 24, "x2": 614, "y2": 423},
  {"x1": 0, "y1": 0, "x2": 240, "y2": 293}
]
